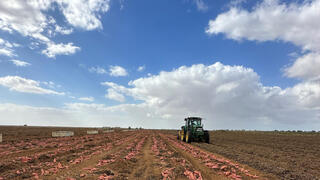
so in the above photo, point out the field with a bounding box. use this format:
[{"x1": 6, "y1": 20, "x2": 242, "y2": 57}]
[{"x1": 0, "y1": 127, "x2": 319, "y2": 180}]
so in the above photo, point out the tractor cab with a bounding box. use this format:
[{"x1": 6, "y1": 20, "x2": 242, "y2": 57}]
[
  {"x1": 184, "y1": 117, "x2": 203, "y2": 133},
  {"x1": 185, "y1": 117, "x2": 202, "y2": 128}
]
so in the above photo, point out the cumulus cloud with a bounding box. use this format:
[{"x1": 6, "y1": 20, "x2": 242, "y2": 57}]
[
  {"x1": 137, "y1": 65, "x2": 145, "y2": 72},
  {"x1": 284, "y1": 80, "x2": 320, "y2": 108},
  {"x1": 0, "y1": 0, "x2": 110, "y2": 58},
  {"x1": 0, "y1": 0, "x2": 110, "y2": 36},
  {"x1": 78, "y1": 96, "x2": 95, "y2": 102},
  {"x1": 105, "y1": 88, "x2": 125, "y2": 102},
  {"x1": 10, "y1": 59, "x2": 31, "y2": 67},
  {"x1": 206, "y1": 0, "x2": 320, "y2": 81},
  {"x1": 284, "y1": 53, "x2": 320, "y2": 80},
  {"x1": 55, "y1": 0, "x2": 110, "y2": 30},
  {"x1": 1, "y1": 63, "x2": 320, "y2": 129},
  {"x1": 109, "y1": 65, "x2": 128, "y2": 77},
  {"x1": 99, "y1": 62, "x2": 320, "y2": 129},
  {"x1": 101, "y1": 81, "x2": 129, "y2": 95},
  {"x1": 0, "y1": 76, "x2": 64, "y2": 95},
  {"x1": 89, "y1": 66, "x2": 107, "y2": 74},
  {"x1": 0, "y1": 0, "x2": 51, "y2": 42},
  {"x1": 206, "y1": 0, "x2": 320, "y2": 52},
  {"x1": 42, "y1": 42, "x2": 80, "y2": 58}
]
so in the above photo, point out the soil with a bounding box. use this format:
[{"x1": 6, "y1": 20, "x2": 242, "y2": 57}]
[
  {"x1": 0, "y1": 126, "x2": 319, "y2": 179},
  {"x1": 195, "y1": 130, "x2": 320, "y2": 180}
]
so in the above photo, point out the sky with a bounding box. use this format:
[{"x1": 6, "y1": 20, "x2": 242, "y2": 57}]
[{"x1": 0, "y1": 0, "x2": 319, "y2": 130}]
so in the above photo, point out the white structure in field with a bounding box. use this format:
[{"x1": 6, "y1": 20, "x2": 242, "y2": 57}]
[
  {"x1": 103, "y1": 130, "x2": 114, "y2": 133},
  {"x1": 87, "y1": 130, "x2": 99, "y2": 135},
  {"x1": 0, "y1": 133, "x2": 2, "y2": 142},
  {"x1": 52, "y1": 131, "x2": 74, "y2": 137}
]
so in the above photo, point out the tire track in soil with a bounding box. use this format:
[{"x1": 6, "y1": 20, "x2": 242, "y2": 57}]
[
  {"x1": 160, "y1": 135, "x2": 228, "y2": 180},
  {"x1": 162, "y1": 134, "x2": 269, "y2": 180},
  {"x1": 127, "y1": 135, "x2": 162, "y2": 180},
  {"x1": 102, "y1": 134, "x2": 148, "y2": 180}
]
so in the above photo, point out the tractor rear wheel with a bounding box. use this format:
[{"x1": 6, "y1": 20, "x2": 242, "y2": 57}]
[
  {"x1": 204, "y1": 131, "x2": 210, "y2": 143},
  {"x1": 186, "y1": 131, "x2": 192, "y2": 143}
]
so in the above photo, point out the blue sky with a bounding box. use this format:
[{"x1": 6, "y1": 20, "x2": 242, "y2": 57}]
[{"x1": 0, "y1": 0, "x2": 319, "y2": 130}]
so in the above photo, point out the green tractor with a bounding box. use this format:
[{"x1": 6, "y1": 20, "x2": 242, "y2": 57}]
[{"x1": 177, "y1": 117, "x2": 210, "y2": 143}]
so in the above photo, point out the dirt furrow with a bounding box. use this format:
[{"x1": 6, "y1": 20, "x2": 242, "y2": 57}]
[
  {"x1": 128, "y1": 135, "x2": 162, "y2": 179},
  {"x1": 42, "y1": 132, "x2": 142, "y2": 179},
  {"x1": 158, "y1": 134, "x2": 226, "y2": 180},
  {"x1": 162, "y1": 134, "x2": 269, "y2": 180}
]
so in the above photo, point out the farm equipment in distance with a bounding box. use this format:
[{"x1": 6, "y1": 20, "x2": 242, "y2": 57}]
[{"x1": 177, "y1": 117, "x2": 210, "y2": 143}]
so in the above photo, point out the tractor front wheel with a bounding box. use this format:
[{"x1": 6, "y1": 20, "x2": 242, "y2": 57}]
[
  {"x1": 180, "y1": 132, "x2": 185, "y2": 142},
  {"x1": 186, "y1": 131, "x2": 192, "y2": 143}
]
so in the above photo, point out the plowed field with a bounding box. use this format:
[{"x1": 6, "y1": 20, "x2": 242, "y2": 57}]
[{"x1": 1, "y1": 127, "x2": 319, "y2": 179}]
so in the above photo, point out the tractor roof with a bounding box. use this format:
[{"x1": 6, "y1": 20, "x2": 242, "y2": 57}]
[{"x1": 185, "y1": 117, "x2": 202, "y2": 121}]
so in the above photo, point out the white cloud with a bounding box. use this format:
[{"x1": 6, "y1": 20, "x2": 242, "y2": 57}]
[
  {"x1": 89, "y1": 66, "x2": 107, "y2": 74},
  {"x1": 55, "y1": 25, "x2": 73, "y2": 35},
  {"x1": 137, "y1": 65, "x2": 145, "y2": 72},
  {"x1": 55, "y1": 0, "x2": 110, "y2": 30},
  {"x1": 78, "y1": 96, "x2": 95, "y2": 102},
  {"x1": 194, "y1": 0, "x2": 208, "y2": 12},
  {"x1": 101, "y1": 62, "x2": 320, "y2": 129},
  {"x1": 0, "y1": 38, "x2": 17, "y2": 48},
  {"x1": 109, "y1": 65, "x2": 128, "y2": 77},
  {"x1": 206, "y1": 0, "x2": 320, "y2": 52},
  {"x1": 105, "y1": 88, "x2": 125, "y2": 102},
  {"x1": 285, "y1": 80, "x2": 320, "y2": 108},
  {"x1": 0, "y1": 0, "x2": 51, "y2": 42},
  {"x1": 0, "y1": 76, "x2": 64, "y2": 95},
  {"x1": 0, "y1": 38, "x2": 16, "y2": 57},
  {"x1": 206, "y1": 0, "x2": 320, "y2": 81},
  {"x1": 0, "y1": 48, "x2": 14, "y2": 57},
  {"x1": 0, "y1": 62, "x2": 318, "y2": 129},
  {"x1": 284, "y1": 53, "x2": 320, "y2": 80},
  {"x1": 2, "y1": 63, "x2": 320, "y2": 129},
  {"x1": 42, "y1": 42, "x2": 80, "y2": 58},
  {"x1": 10, "y1": 59, "x2": 31, "y2": 67},
  {"x1": 0, "y1": 0, "x2": 110, "y2": 57},
  {"x1": 227, "y1": 0, "x2": 247, "y2": 8},
  {"x1": 42, "y1": 81, "x2": 61, "y2": 89},
  {"x1": 101, "y1": 81, "x2": 129, "y2": 95},
  {"x1": 0, "y1": 0, "x2": 110, "y2": 36}
]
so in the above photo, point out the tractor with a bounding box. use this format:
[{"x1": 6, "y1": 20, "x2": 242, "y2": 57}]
[{"x1": 177, "y1": 117, "x2": 210, "y2": 143}]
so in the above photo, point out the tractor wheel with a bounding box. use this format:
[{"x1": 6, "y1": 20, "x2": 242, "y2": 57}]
[
  {"x1": 204, "y1": 131, "x2": 210, "y2": 143},
  {"x1": 177, "y1": 131, "x2": 180, "y2": 140},
  {"x1": 186, "y1": 131, "x2": 192, "y2": 143},
  {"x1": 180, "y1": 132, "x2": 185, "y2": 142}
]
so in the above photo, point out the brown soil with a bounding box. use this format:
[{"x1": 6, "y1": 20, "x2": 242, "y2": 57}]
[
  {"x1": 194, "y1": 130, "x2": 320, "y2": 180},
  {"x1": 1, "y1": 126, "x2": 319, "y2": 179}
]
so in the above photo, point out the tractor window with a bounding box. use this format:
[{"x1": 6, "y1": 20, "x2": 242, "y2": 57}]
[{"x1": 192, "y1": 120, "x2": 201, "y2": 125}]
